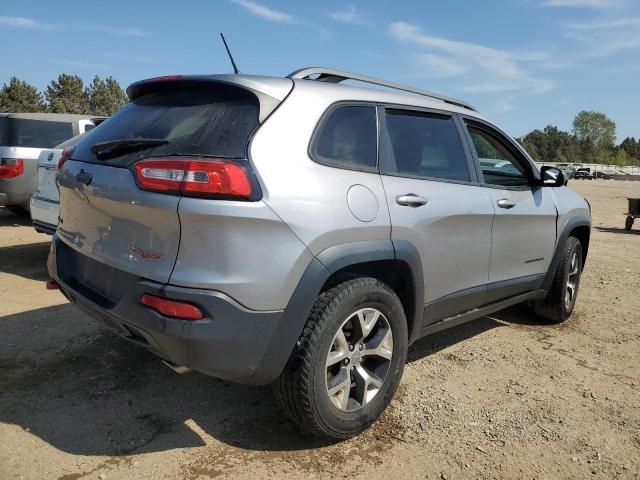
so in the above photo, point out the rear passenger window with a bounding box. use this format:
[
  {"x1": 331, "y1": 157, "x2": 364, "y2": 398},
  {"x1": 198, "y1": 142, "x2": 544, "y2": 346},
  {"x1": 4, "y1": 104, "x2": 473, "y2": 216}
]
[
  {"x1": 311, "y1": 105, "x2": 377, "y2": 170},
  {"x1": 383, "y1": 110, "x2": 470, "y2": 182}
]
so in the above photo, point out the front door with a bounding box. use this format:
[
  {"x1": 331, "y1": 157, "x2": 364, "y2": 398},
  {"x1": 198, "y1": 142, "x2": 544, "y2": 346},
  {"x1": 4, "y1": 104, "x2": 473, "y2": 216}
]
[{"x1": 463, "y1": 121, "x2": 557, "y2": 302}]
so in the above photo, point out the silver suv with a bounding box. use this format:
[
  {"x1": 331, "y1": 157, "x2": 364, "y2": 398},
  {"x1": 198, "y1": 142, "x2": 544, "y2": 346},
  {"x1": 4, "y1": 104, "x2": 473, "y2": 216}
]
[{"x1": 47, "y1": 68, "x2": 591, "y2": 439}]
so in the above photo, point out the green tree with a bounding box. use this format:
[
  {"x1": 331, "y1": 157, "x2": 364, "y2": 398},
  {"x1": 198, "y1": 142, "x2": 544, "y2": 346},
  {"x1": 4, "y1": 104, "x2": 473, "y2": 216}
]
[
  {"x1": 45, "y1": 74, "x2": 88, "y2": 114},
  {"x1": 519, "y1": 125, "x2": 577, "y2": 163},
  {"x1": 86, "y1": 75, "x2": 128, "y2": 116},
  {"x1": 619, "y1": 137, "x2": 639, "y2": 160},
  {"x1": 572, "y1": 110, "x2": 616, "y2": 150},
  {"x1": 0, "y1": 77, "x2": 48, "y2": 112}
]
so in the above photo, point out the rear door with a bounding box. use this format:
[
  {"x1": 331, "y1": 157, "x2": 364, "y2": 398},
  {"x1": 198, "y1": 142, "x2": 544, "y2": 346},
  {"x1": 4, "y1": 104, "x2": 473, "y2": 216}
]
[
  {"x1": 379, "y1": 107, "x2": 494, "y2": 326},
  {"x1": 56, "y1": 81, "x2": 262, "y2": 284},
  {"x1": 462, "y1": 119, "x2": 557, "y2": 301}
]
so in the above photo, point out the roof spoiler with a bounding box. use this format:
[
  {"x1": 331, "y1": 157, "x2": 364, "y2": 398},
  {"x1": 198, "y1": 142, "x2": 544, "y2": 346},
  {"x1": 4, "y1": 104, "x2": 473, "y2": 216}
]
[{"x1": 287, "y1": 67, "x2": 476, "y2": 112}]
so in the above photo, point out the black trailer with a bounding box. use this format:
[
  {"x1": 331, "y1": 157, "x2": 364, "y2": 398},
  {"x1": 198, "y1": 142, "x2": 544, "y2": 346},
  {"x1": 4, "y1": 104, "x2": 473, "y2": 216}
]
[{"x1": 626, "y1": 198, "x2": 640, "y2": 231}]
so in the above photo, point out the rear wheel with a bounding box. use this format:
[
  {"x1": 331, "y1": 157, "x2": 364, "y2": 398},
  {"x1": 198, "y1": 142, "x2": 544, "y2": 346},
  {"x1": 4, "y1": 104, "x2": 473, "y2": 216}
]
[
  {"x1": 273, "y1": 277, "x2": 408, "y2": 439},
  {"x1": 626, "y1": 215, "x2": 634, "y2": 231},
  {"x1": 534, "y1": 236, "x2": 582, "y2": 323}
]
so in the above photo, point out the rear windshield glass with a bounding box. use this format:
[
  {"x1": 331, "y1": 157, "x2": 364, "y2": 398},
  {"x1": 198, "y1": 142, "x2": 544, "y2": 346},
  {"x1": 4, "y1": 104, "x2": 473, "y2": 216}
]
[
  {"x1": 71, "y1": 83, "x2": 260, "y2": 167},
  {"x1": 3, "y1": 119, "x2": 73, "y2": 148}
]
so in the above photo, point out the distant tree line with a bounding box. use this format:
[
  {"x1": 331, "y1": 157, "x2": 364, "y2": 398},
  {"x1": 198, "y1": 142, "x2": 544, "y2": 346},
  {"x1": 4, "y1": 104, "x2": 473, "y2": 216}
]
[
  {"x1": 0, "y1": 74, "x2": 128, "y2": 117},
  {"x1": 518, "y1": 110, "x2": 640, "y2": 167}
]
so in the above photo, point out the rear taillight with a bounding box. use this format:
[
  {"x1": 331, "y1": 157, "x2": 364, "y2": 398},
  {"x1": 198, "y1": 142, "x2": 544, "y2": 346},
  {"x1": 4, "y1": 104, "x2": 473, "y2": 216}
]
[
  {"x1": 0, "y1": 158, "x2": 24, "y2": 179},
  {"x1": 133, "y1": 157, "x2": 252, "y2": 199},
  {"x1": 57, "y1": 146, "x2": 75, "y2": 170},
  {"x1": 140, "y1": 294, "x2": 204, "y2": 320}
]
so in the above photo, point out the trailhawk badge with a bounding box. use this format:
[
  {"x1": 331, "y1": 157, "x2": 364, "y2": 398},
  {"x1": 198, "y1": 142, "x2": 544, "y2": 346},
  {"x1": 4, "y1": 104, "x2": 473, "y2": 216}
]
[{"x1": 129, "y1": 245, "x2": 165, "y2": 261}]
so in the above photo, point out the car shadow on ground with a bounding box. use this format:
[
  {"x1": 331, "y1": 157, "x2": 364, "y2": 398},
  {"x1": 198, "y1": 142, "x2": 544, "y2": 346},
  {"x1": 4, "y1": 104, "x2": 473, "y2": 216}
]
[
  {"x1": 595, "y1": 225, "x2": 640, "y2": 236},
  {"x1": 0, "y1": 241, "x2": 51, "y2": 281},
  {"x1": 0, "y1": 208, "x2": 33, "y2": 227},
  {"x1": 0, "y1": 301, "x2": 553, "y2": 457}
]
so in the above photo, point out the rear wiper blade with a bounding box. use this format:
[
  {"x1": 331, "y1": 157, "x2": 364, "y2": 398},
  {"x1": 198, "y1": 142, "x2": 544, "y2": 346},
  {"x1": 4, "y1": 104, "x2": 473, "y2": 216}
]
[{"x1": 90, "y1": 138, "x2": 169, "y2": 159}]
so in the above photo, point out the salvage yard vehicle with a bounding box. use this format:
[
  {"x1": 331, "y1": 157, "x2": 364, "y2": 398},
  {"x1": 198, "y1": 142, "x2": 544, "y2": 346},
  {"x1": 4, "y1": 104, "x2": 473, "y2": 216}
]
[
  {"x1": 47, "y1": 68, "x2": 591, "y2": 439},
  {"x1": 0, "y1": 113, "x2": 100, "y2": 212},
  {"x1": 31, "y1": 132, "x2": 93, "y2": 234}
]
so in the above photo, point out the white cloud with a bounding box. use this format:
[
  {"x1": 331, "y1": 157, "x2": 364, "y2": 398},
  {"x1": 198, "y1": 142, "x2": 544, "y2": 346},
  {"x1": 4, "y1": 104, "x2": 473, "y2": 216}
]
[
  {"x1": 105, "y1": 53, "x2": 156, "y2": 63},
  {"x1": 417, "y1": 53, "x2": 470, "y2": 77},
  {"x1": 78, "y1": 24, "x2": 151, "y2": 37},
  {"x1": 0, "y1": 16, "x2": 46, "y2": 28},
  {"x1": 492, "y1": 100, "x2": 515, "y2": 114},
  {"x1": 0, "y1": 15, "x2": 151, "y2": 37},
  {"x1": 49, "y1": 58, "x2": 108, "y2": 69},
  {"x1": 565, "y1": 16, "x2": 640, "y2": 56},
  {"x1": 329, "y1": 6, "x2": 368, "y2": 25},
  {"x1": 388, "y1": 21, "x2": 553, "y2": 94},
  {"x1": 231, "y1": 0, "x2": 295, "y2": 23},
  {"x1": 541, "y1": 0, "x2": 623, "y2": 7},
  {"x1": 566, "y1": 17, "x2": 640, "y2": 29}
]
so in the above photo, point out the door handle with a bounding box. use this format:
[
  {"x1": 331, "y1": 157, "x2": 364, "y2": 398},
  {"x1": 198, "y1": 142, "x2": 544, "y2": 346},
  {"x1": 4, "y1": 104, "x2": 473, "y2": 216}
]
[
  {"x1": 497, "y1": 198, "x2": 516, "y2": 209},
  {"x1": 396, "y1": 194, "x2": 428, "y2": 207}
]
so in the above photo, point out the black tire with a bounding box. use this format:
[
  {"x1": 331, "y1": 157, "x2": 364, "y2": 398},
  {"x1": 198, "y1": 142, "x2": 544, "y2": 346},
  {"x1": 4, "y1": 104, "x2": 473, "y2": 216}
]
[
  {"x1": 273, "y1": 277, "x2": 408, "y2": 439},
  {"x1": 534, "y1": 237, "x2": 582, "y2": 323},
  {"x1": 625, "y1": 216, "x2": 634, "y2": 231}
]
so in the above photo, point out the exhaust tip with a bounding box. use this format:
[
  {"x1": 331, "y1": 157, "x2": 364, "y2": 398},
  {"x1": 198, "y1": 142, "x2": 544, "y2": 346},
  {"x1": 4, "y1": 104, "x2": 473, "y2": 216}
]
[{"x1": 162, "y1": 360, "x2": 191, "y2": 375}]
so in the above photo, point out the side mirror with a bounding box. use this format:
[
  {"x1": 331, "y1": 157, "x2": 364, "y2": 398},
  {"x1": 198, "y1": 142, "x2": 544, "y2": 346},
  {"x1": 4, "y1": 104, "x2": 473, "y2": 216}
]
[{"x1": 540, "y1": 166, "x2": 565, "y2": 187}]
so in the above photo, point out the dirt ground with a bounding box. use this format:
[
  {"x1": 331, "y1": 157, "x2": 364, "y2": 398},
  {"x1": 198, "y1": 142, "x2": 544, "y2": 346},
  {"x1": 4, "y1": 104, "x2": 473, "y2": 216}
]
[{"x1": 1, "y1": 180, "x2": 639, "y2": 480}]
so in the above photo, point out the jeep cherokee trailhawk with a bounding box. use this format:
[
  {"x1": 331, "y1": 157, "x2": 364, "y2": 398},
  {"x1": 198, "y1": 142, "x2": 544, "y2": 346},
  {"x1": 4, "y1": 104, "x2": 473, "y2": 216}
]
[{"x1": 47, "y1": 68, "x2": 591, "y2": 439}]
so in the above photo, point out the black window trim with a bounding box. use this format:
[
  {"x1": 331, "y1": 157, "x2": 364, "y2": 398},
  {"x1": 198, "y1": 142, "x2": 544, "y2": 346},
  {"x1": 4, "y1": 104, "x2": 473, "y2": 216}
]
[
  {"x1": 378, "y1": 104, "x2": 480, "y2": 186},
  {"x1": 460, "y1": 115, "x2": 542, "y2": 191},
  {"x1": 308, "y1": 101, "x2": 380, "y2": 174}
]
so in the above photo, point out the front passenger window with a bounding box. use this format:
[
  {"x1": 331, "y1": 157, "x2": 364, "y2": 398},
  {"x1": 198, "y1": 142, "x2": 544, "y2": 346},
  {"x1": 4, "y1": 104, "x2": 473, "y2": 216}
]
[{"x1": 467, "y1": 126, "x2": 529, "y2": 187}]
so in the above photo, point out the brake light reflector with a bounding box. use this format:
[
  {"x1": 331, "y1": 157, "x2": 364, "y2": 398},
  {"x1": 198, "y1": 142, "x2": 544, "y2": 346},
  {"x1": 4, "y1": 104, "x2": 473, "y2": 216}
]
[
  {"x1": 57, "y1": 146, "x2": 75, "y2": 170},
  {"x1": 140, "y1": 294, "x2": 204, "y2": 320},
  {"x1": 143, "y1": 75, "x2": 183, "y2": 83},
  {"x1": 0, "y1": 158, "x2": 24, "y2": 179},
  {"x1": 134, "y1": 158, "x2": 252, "y2": 198}
]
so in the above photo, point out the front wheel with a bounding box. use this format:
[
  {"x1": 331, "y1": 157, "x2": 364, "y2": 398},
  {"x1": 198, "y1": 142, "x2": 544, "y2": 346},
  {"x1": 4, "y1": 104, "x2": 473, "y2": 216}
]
[
  {"x1": 534, "y1": 236, "x2": 583, "y2": 323},
  {"x1": 273, "y1": 277, "x2": 408, "y2": 439}
]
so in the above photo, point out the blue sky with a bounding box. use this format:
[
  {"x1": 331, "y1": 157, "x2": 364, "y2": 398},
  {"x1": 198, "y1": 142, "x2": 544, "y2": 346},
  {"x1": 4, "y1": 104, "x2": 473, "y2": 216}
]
[{"x1": 1, "y1": 0, "x2": 638, "y2": 140}]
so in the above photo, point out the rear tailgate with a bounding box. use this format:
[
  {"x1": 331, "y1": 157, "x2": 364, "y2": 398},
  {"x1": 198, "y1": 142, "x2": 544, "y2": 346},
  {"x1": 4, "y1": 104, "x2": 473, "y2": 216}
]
[
  {"x1": 36, "y1": 149, "x2": 61, "y2": 201},
  {"x1": 55, "y1": 76, "x2": 292, "y2": 290},
  {"x1": 57, "y1": 161, "x2": 180, "y2": 284}
]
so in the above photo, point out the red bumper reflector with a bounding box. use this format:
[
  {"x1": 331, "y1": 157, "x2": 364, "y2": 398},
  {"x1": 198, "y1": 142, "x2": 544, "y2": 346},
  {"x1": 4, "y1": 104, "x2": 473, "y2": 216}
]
[
  {"x1": 46, "y1": 280, "x2": 60, "y2": 290},
  {"x1": 140, "y1": 294, "x2": 204, "y2": 320}
]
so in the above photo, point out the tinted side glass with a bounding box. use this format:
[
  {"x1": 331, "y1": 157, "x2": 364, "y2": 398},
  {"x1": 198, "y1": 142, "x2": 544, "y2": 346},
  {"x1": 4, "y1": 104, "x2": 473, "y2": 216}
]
[
  {"x1": 312, "y1": 105, "x2": 377, "y2": 170},
  {"x1": 467, "y1": 126, "x2": 529, "y2": 187},
  {"x1": 8, "y1": 119, "x2": 73, "y2": 148},
  {"x1": 72, "y1": 83, "x2": 260, "y2": 167},
  {"x1": 384, "y1": 110, "x2": 470, "y2": 182},
  {"x1": 0, "y1": 117, "x2": 7, "y2": 145}
]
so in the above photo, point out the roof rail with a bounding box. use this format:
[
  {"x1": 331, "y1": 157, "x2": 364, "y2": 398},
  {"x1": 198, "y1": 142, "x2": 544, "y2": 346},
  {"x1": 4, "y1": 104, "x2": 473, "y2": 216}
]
[{"x1": 287, "y1": 67, "x2": 476, "y2": 112}]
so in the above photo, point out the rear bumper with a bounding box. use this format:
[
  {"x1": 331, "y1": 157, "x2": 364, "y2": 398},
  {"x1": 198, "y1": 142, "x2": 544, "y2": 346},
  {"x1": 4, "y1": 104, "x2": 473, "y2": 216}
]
[
  {"x1": 47, "y1": 236, "x2": 289, "y2": 385},
  {"x1": 0, "y1": 171, "x2": 35, "y2": 207},
  {"x1": 0, "y1": 191, "x2": 30, "y2": 207},
  {"x1": 30, "y1": 194, "x2": 59, "y2": 233}
]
